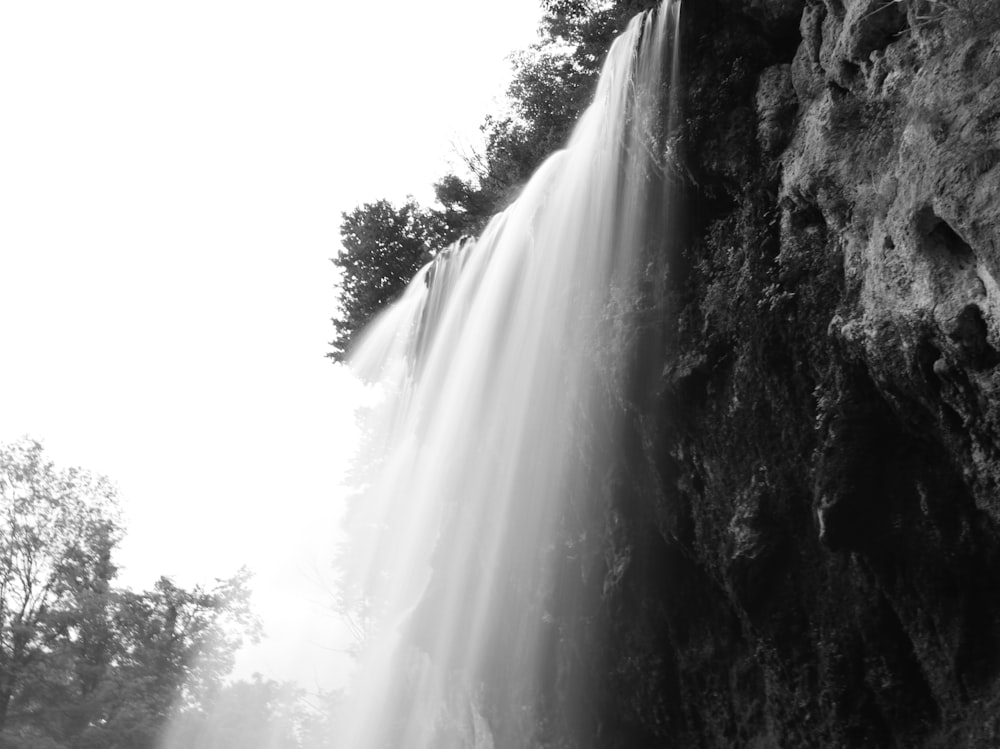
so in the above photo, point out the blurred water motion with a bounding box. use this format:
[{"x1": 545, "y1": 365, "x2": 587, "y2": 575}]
[{"x1": 341, "y1": 3, "x2": 681, "y2": 745}]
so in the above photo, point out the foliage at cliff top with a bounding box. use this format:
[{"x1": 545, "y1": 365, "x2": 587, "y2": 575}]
[
  {"x1": 328, "y1": 200, "x2": 449, "y2": 363},
  {"x1": 329, "y1": 0, "x2": 656, "y2": 361}
]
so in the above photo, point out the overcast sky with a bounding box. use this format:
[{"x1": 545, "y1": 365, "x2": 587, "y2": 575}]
[{"x1": 0, "y1": 0, "x2": 541, "y2": 689}]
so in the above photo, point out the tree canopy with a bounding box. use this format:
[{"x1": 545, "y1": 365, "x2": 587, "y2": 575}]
[
  {"x1": 328, "y1": 199, "x2": 449, "y2": 362},
  {"x1": 161, "y1": 675, "x2": 339, "y2": 749},
  {"x1": 0, "y1": 438, "x2": 261, "y2": 749}
]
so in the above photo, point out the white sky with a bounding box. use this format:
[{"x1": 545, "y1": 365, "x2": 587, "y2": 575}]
[{"x1": 0, "y1": 0, "x2": 541, "y2": 690}]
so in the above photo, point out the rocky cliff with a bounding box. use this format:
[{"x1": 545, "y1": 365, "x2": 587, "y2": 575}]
[{"x1": 584, "y1": 0, "x2": 1000, "y2": 745}]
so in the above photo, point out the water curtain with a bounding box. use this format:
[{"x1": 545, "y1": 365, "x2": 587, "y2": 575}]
[{"x1": 341, "y1": 2, "x2": 681, "y2": 744}]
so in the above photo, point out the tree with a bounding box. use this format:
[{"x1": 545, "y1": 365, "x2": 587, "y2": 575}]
[
  {"x1": 0, "y1": 438, "x2": 260, "y2": 749},
  {"x1": 0, "y1": 437, "x2": 121, "y2": 739},
  {"x1": 162, "y1": 676, "x2": 328, "y2": 749},
  {"x1": 82, "y1": 571, "x2": 260, "y2": 749},
  {"x1": 329, "y1": 199, "x2": 449, "y2": 362}
]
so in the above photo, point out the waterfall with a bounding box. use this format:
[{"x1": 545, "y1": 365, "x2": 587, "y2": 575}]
[{"x1": 339, "y1": 2, "x2": 681, "y2": 745}]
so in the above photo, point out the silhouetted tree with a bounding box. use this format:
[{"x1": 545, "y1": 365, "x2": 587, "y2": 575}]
[{"x1": 329, "y1": 199, "x2": 448, "y2": 362}]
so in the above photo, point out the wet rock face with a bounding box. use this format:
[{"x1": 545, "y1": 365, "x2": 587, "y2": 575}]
[
  {"x1": 588, "y1": 0, "x2": 1000, "y2": 746},
  {"x1": 786, "y1": 3, "x2": 1000, "y2": 523}
]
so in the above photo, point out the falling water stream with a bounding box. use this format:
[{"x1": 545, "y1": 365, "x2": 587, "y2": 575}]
[{"x1": 340, "y1": 2, "x2": 681, "y2": 745}]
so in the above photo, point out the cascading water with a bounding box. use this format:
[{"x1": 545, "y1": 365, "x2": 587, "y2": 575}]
[{"x1": 339, "y1": 2, "x2": 681, "y2": 745}]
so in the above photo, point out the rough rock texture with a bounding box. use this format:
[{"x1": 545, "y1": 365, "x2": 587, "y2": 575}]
[{"x1": 586, "y1": 0, "x2": 1000, "y2": 746}]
